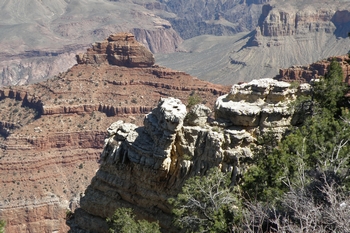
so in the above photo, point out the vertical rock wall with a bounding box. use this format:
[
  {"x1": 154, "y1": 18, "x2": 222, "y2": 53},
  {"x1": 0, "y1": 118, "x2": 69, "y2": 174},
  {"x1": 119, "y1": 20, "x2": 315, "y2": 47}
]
[{"x1": 69, "y1": 79, "x2": 311, "y2": 232}]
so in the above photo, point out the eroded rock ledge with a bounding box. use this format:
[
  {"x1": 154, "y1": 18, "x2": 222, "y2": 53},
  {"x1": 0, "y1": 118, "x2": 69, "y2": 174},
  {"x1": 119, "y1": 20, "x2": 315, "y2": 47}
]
[
  {"x1": 0, "y1": 33, "x2": 228, "y2": 232},
  {"x1": 76, "y1": 33, "x2": 155, "y2": 67},
  {"x1": 69, "y1": 78, "x2": 311, "y2": 232}
]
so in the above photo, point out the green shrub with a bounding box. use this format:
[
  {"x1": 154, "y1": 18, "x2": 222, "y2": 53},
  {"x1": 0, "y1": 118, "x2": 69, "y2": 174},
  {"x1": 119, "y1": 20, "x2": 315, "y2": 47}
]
[
  {"x1": 187, "y1": 92, "x2": 202, "y2": 108},
  {"x1": 107, "y1": 208, "x2": 160, "y2": 233}
]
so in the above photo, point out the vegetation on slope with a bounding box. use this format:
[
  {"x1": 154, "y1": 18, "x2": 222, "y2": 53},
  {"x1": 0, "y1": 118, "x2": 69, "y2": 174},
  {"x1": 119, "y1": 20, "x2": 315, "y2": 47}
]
[
  {"x1": 0, "y1": 220, "x2": 5, "y2": 233},
  {"x1": 107, "y1": 60, "x2": 350, "y2": 232},
  {"x1": 106, "y1": 208, "x2": 160, "y2": 233}
]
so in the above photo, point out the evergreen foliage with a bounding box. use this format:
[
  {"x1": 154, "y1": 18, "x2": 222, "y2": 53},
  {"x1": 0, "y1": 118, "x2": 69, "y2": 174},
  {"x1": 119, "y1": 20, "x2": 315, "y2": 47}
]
[
  {"x1": 169, "y1": 167, "x2": 238, "y2": 233},
  {"x1": 313, "y1": 59, "x2": 347, "y2": 115},
  {"x1": 241, "y1": 59, "x2": 350, "y2": 204},
  {"x1": 187, "y1": 92, "x2": 202, "y2": 108},
  {"x1": 105, "y1": 60, "x2": 350, "y2": 232},
  {"x1": 106, "y1": 208, "x2": 160, "y2": 233},
  {"x1": 241, "y1": 131, "x2": 300, "y2": 203},
  {"x1": 233, "y1": 59, "x2": 350, "y2": 232},
  {"x1": 0, "y1": 220, "x2": 5, "y2": 233}
]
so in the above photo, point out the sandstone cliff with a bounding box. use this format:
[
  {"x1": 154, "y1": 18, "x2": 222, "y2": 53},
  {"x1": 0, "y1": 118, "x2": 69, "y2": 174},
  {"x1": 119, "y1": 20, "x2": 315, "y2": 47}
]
[
  {"x1": 275, "y1": 55, "x2": 350, "y2": 84},
  {"x1": 69, "y1": 78, "x2": 311, "y2": 232},
  {"x1": 0, "y1": 33, "x2": 228, "y2": 232},
  {"x1": 76, "y1": 33, "x2": 155, "y2": 67},
  {"x1": 250, "y1": 1, "x2": 350, "y2": 47},
  {"x1": 256, "y1": 3, "x2": 350, "y2": 38},
  {"x1": 0, "y1": 0, "x2": 183, "y2": 87}
]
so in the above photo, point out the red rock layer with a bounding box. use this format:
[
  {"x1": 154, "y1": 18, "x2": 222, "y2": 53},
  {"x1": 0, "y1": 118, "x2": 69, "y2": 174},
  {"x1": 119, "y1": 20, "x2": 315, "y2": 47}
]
[
  {"x1": 0, "y1": 33, "x2": 230, "y2": 232},
  {"x1": 275, "y1": 55, "x2": 350, "y2": 84}
]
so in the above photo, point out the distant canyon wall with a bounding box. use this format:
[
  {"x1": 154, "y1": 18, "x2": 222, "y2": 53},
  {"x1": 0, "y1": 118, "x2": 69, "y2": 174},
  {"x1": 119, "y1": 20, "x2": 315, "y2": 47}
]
[
  {"x1": 0, "y1": 27, "x2": 182, "y2": 87},
  {"x1": 255, "y1": 4, "x2": 350, "y2": 39}
]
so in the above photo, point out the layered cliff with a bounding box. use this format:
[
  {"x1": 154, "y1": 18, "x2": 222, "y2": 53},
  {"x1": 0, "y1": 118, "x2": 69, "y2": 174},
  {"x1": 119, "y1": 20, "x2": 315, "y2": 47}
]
[
  {"x1": 275, "y1": 55, "x2": 350, "y2": 84},
  {"x1": 259, "y1": 3, "x2": 350, "y2": 37},
  {"x1": 69, "y1": 78, "x2": 311, "y2": 232},
  {"x1": 3, "y1": 0, "x2": 350, "y2": 87},
  {"x1": 156, "y1": 0, "x2": 350, "y2": 84},
  {"x1": 252, "y1": 2, "x2": 350, "y2": 45},
  {"x1": 160, "y1": 0, "x2": 267, "y2": 39},
  {"x1": 0, "y1": 0, "x2": 183, "y2": 87},
  {"x1": 0, "y1": 33, "x2": 228, "y2": 232}
]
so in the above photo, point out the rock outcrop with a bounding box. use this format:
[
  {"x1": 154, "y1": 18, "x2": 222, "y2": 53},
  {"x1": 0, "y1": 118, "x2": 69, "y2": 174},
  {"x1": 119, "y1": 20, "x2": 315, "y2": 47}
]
[
  {"x1": 76, "y1": 33, "x2": 155, "y2": 67},
  {"x1": 215, "y1": 78, "x2": 311, "y2": 130},
  {"x1": 275, "y1": 55, "x2": 350, "y2": 84},
  {"x1": 0, "y1": 0, "x2": 183, "y2": 87},
  {"x1": 253, "y1": 3, "x2": 350, "y2": 43},
  {"x1": 0, "y1": 33, "x2": 229, "y2": 233},
  {"x1": 69, "y1": 78, "x2": 311, "y2": 232},
  {"x1": 156, "y1": 1, "x2": 350, "y2": 85}
]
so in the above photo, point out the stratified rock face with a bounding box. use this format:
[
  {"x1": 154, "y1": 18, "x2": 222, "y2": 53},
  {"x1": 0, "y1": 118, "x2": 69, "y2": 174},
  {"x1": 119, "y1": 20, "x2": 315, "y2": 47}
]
[
  {"x1": 69, "y1": 97, "x2": 236, "y2": 232},
  {"x1": 275, "y1": 55, "x2": 350, "y2": 84},
  {"x1": 250, "y1": 2, "x2": 350, "y2": 44},
  {"x1": 258, "y1": 4, "x2": 334, "y2": 37},
  {"x1": 0, "y1": 0, "x2": 184, "y2": 87},
  {"x1": 102, "y1": 98, "x2": 187, "y2": 171},
  {"x1": 76, "y1": 33, "x2": 155, "y2": 67},
  {"x1": 215, "y1": 78, "x2": 311, "y2": 129},
  {"x1": 185, "y1": 104, "x2": 212, "y2": 127},
  {"x1": 0, "y1": 34, "x2": 229, "y2": 233},
  {"x1": 162, "y1": 0, "x2": 266, "y2": 39},
  {"x1": 69, "y1": 79, "x2": 311, "y2": 232}
]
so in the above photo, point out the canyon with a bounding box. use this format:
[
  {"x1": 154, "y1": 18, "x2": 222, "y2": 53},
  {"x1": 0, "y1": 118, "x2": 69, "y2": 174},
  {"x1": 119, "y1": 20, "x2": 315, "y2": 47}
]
[
  {"x1": 1, "y1": 0, "x2": 350, "y2": 231},
  {"x1": 0, "y1": 0, "x2": 183, "y2": 87},
  {"x1": 2, "y1": 0, "x2": 350, "y2": 86},
  {"x1": 0, "y1": 33, "x2": 229, "y2": 232},
  {"x1": 156, "y1": 0, "x2": 350, "y2": 84},
  {"x1": 69, "y1": 78, "x2": 311, "y2": 232}
]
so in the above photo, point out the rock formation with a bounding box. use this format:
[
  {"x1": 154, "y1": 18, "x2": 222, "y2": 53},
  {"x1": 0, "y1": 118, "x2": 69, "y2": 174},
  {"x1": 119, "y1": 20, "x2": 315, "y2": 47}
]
[
  {"x1": 0, "y1": 0, "x2": 183, "y2": 87},
  {"x1": 76, "y1": 33, "x2": 155, "y2": 67},
  {"x1": 275, "y1": 55, "x2": 350, "y2": 84},
  {"x1": 157, "y1": 0, "x2": 350, "y2": 84},
  {"x1": 0, "y1": 33, "x2": 228, "y2": 233},
  {"x1": 69, "y1": 78, "x2": 311, "y2": 232},
  {"x1": 250, "y1": 1, "x2": 350, "y2": 49},
  {"x1": 253, "y1": 3, "x2": 350, "y2": 44}
]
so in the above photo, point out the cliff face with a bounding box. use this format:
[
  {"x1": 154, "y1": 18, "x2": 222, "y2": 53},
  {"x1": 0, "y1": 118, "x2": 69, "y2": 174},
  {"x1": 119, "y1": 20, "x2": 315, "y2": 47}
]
[
  {"x1": 162, "y1": 0, "x2": 266, "y2": 39},
  {"x1": 0, "y1": 0, "x2": 183, "y2": 87},
  {"x1": 76, "y1": 33, "x2": 155, "y2": 67},
  {"x1": 156, "y1": 0, "x2": 350, "y2": 84},
  {"x1": 0, "y1": 33, "x2": 229, "y2": 232},
  {"x1": 275, "y1": 55, "x2": 350, "y2": 84},
  {"x1": 3, "y1": 0, "x2": 350, "y2": 87},
  {"x1": 254, "y1": 3, "x2": 350, "y2": 42},
  {"x1": 69, "y1": 78, "x2": 311, "y2": 232},
  {"x1": 258, "y1": 5, "x2": 334, "y2": 37}
]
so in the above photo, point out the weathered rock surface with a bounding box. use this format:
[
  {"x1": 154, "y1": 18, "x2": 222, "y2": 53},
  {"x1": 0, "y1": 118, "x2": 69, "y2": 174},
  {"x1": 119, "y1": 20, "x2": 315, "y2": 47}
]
[
  {"x1": 0, "y1": 0, "x2": 183, "y2": 87},
  {"x1": 69, "y1": 78, "x2": 311, "y2": 232},
  {"x1": 76, "y1": 33, "x2": 155, "y2": 67},
  {"x1": 185, "y1": 104, "x2": 212, "y2": 127},
  {"x1": 3, "y1": 0, "x2": 350, "y2": 87},
  {"x1": 275, "y1": 55, "x2": 350, "y2": 84},
  {"x1": 0, "y1": 34, "x2": 229, "y2": 233},
  {"x1": 251, "y1": 2, "x2": 350, "y2": 46},
  {"x1": 162, "y1": 0, "x2": 266, "y2": 39},
  {"x1": 215, "y1": 78, "x2": 311, "y2": 130},
  {"x1": 156, "y1": 0, "x2": 350, "y2": 84}
]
